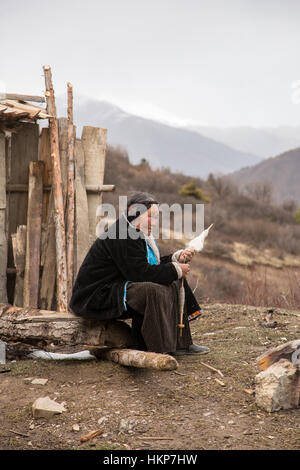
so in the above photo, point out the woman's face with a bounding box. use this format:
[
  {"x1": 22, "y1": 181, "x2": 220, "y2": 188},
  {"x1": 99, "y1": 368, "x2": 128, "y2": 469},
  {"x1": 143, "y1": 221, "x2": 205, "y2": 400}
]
[{"x1": 136, "y1": 204, "x2": 159, "y2": 235}]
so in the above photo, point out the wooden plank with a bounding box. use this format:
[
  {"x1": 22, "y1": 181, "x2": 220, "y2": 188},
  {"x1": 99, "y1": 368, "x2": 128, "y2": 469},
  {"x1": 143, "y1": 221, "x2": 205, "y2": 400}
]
[
  {"x1": 0, "y1": 105, "x2": 8, "y2": 114},
  {"x1": 0, "y1": 132, "x2": 7, "y2": 303},
  {"x1": 81, "y1": 126, "x2": 107, "y2": 245},
  {"x1": 43, "y1": 65, "x2": 68, "y2": 312},
  {"x1": 74, "y1": 139, "x2": 90, "y2": 275},
  {"x1": 39, "y1": 128, "x2": 52, "y2": 224},
  {"x1": 3, "y1": 100, "x2": 46, "y2": 115},
  {"x1": 2, "y1": 108, "x2": 28, "y2": 119},
  {"x1": 257, "y1": 340, "x2": 300, "y2": 370},
  {"x1": 39, "y1": 190, "x2": 56, "y2": 310},
  {"x1": 6, "y1": 183, "x2": 114, "y2": 193},
  {"x1": 3, "y1": 94, "x2": 45, "y2": 103},
  {"x1": 39, "y1": 126, "x2": 56, "y2": 310},
  {"x1": 11, "y1": 225, "x2": 26, "y2": 306},
  {"x1": 58, "y1": 117, "x2": 69, "y2": 208},
  {"x1": 7, "y1": 122, "x2": 39, "y2": 304},
  {"x1": 3, "y1": 108, "x2": 22, "y2": 119},
  {"x1": 85, "y1": 184, "x2": 115, "y2": 193},
  {"x1": 8, "y1": 123, "x2": 39, "y2": 229},
  {"x1": 23, "y1": 161, "x2": 44, "y2": 307},
  {"x1": 66, "y1": 83, "x2": 75, "y2": 300}
]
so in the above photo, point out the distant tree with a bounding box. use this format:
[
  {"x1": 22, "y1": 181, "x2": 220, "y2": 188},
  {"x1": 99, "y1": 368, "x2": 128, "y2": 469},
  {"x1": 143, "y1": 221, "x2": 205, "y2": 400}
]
[
  {"x1": 245, "y1": 181, "x2": 273, "y2": 204},
  {"x1": 294, "y1": 208, "x2": 300, "y2": 224},
  {"x1": 207, "y1": 173, "x2": 234, "y2": 199},
  {"x1": 179, "y1": 181, "x2": 210, "y2": 201},
  {"x1": 282, "y1": 199, "x2": 297, "y2": 214}
]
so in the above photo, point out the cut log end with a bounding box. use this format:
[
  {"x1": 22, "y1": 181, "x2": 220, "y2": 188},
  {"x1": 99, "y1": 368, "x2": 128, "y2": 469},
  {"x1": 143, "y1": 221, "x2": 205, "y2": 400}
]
[
  {"x1": 95, "y1": 348, "x2": 179, "y2": 371},
  {"x1": 257, "y1": 340, "x2": 300, "y2": 371}
]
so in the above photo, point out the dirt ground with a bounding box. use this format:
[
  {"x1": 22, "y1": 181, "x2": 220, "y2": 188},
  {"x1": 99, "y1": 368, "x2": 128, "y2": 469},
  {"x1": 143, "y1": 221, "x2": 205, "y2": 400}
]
[{"x1": 0, "y1": 303, "x2": 299, "y2": 451}]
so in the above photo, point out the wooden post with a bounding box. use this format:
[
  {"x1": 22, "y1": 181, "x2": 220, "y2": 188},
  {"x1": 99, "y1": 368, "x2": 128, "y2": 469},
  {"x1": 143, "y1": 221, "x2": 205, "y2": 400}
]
[
  {"x1": 43, "y1": 65, "x2": 68, "y2": 312},
  {"x1": 66, "y1": 83, "x2": 75, "y2": 299},
  {"x1": 0, "y1": 132, "x2": 7, "y2": 303},
  {"x1": 74, "y1": 139, "x2": 90, "y2": 275},
  {"x1": 23, "y1": 162, "x2": 44, "y2": 307},
  {"x1": 11, "y1": 225, "x2": 27, "y2": 306},
  {"x1": 81, "y1": 126, "x2": 107, "y2": 245}
]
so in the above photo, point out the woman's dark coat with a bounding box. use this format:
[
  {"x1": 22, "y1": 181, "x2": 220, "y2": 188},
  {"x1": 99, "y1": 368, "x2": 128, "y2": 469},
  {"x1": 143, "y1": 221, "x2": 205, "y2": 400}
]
[{"x1": 69, "y1": 216, "x2": 200, "y2": 320}]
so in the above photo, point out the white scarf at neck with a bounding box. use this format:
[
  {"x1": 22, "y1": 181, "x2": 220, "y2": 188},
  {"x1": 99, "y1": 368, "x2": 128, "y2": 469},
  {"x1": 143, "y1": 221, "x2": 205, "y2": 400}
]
[{"x1": 122, "y1": 213, "x2": 160, "y2": 264}]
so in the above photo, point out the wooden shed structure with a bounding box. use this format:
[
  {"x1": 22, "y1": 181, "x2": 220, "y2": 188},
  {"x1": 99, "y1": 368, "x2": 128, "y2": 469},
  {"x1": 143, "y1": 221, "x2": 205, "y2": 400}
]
[
  {"x1": 0, "y1": 69, "x2": 178, "y2": 371},
  {"x1": 0, "y1": 73, "x2": 113, "y2": 313}
]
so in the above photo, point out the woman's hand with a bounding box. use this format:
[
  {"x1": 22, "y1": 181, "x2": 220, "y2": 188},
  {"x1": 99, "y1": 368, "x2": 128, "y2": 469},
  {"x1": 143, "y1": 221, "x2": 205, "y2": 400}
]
[
  {"x1": 179, "y1": 263, "x2": 190, "y2": 278},
  {"x1": 178, "y1": 248, "x2": 195, "y2": 263}
]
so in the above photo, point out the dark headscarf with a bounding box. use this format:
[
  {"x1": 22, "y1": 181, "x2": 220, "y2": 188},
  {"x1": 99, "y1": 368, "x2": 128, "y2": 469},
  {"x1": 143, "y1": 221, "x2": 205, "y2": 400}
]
[{"x1": 125, "y1": 192, "x2": 159, "y2": 223}]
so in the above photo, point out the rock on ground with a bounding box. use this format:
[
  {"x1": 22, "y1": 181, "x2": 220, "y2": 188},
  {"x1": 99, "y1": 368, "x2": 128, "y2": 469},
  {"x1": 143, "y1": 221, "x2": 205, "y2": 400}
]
[
  {"x1": 255, "y1": 359, "x2": 300, "y2": 412},
  {"x1": 31, "y1": 378, "x2": 48, "y2": 385},
  {"x1": 32, "y1": 396, "x2": 66, "y2": 418}
]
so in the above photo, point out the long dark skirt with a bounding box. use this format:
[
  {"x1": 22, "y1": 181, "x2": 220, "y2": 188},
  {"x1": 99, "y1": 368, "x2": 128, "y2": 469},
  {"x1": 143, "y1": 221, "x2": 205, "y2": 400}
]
[{"x1": 124, "y1": 279, "x2": 193, "y2": 354}]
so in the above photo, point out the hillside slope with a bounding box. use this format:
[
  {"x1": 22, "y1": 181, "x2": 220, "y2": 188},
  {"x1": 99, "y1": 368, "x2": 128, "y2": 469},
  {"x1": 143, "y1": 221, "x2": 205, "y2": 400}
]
[{"x1": 226, "y1": 147, "x2": 300, "y2": 203}]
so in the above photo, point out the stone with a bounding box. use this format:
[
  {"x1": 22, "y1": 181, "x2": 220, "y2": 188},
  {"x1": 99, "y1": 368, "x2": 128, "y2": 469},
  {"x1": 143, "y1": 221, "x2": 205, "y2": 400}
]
[
  {"x1": 119, "y1": 418, "x2": 138, "y2": 433},
  {"x1": 31, "y1": 378, "x2": 48, "y2": 385},
  {"x1": 24, "y1": 377, "x2": 34, "y2": 383},
  {"x1": 255, "y1": 359, "x2": 300, "y2": 412},
  {"x1": 98, "y1": 416, "x2": 108, "y2": 426},
  {"x1": 72, "y1": 424, "x2": 80, "y2": 432},
  {"x1": 0, "y1": 340, "x2": 6, "y2": 364},
  {"x1": 32, "y1": 396, "x2": 66, "y2": 418}
]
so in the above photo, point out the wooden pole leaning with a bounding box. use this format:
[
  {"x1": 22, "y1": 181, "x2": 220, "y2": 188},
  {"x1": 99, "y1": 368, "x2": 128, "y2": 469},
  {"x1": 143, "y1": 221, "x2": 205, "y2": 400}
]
[
  {"x1": 43, "y1": 65, "x2": 68, "y2": 312},
  {"x1": 66, "y1": 82, "x2": 75, "y2": 301}
]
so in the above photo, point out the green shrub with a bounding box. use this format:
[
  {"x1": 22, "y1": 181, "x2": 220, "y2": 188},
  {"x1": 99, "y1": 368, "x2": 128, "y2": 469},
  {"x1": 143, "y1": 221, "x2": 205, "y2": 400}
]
[
  {"x1": 179, "y1": 181, "x2": 209, "y2": 201},
  {"x1": 295, "y1": 208, "x2": 300, "y2": 224}
]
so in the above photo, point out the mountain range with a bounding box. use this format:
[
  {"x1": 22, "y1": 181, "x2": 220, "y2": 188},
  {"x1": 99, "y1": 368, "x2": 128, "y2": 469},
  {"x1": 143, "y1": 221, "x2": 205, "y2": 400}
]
[
  {"x1": 53, "y1": 96, "x2": 300, "y2": 203},
  {"x1": 226, "y1": 147, "x2": 300, "y2": 204},
  {"x1": 191, "y1": 125, "x2": 300, "y2": 159},
  {"x1": 56, "y1": 96, "x2": 262, "y2": 178}
]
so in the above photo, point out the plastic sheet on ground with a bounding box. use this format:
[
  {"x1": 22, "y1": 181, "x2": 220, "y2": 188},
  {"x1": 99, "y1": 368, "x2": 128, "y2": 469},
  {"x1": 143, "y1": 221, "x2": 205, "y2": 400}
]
[{"x1": 27, "y1": 350, "x2": 96, "y2": 361}]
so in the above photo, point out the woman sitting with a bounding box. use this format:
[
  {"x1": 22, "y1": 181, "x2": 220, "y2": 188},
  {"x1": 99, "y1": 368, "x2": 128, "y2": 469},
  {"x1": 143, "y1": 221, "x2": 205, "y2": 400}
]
[{"x1": 69, "y1": 192, "x2": 209, "y2": 355}]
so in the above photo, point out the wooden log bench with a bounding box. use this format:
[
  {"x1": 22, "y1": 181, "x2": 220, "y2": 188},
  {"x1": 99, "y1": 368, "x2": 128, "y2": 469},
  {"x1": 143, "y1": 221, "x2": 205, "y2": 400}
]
[{"x1": 0, "y1": 303, "x2": 178, "y2": 371}]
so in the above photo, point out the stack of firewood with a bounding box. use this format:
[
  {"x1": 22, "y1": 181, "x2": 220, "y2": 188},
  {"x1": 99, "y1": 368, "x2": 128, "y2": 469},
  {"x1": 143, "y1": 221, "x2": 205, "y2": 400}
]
[{"x1": 0, "y1": 96, "x2": 50, "y2": 132}]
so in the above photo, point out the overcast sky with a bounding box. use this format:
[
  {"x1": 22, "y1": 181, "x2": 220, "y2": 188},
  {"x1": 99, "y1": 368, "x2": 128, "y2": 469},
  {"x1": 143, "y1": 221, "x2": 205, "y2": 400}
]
[{"x1": 1, "y1": 0, "x2": 300, "y2": 127}]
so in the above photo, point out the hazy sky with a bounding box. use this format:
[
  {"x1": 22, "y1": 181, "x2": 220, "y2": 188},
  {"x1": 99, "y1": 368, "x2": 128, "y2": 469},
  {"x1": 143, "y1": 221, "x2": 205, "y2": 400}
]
[{"x1": 1, "y1": 0, "x2": 300, "y2": 127}]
